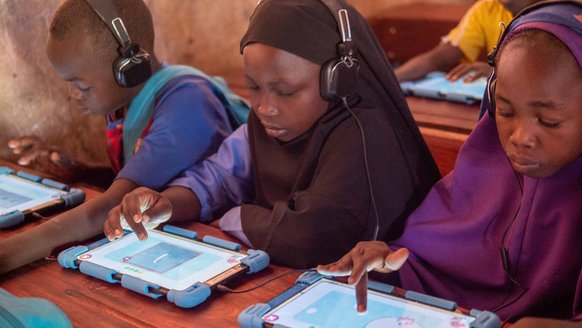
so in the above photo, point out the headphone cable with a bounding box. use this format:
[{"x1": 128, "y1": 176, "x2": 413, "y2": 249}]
[
  {"x1": 492, "y1": 157, "x2": 529, "y2": 313},
  {"x1": 342, "y1": 97, "x2": 380, "y2": 241},
  {"x1": 217, "y1": 268, "x2": 317, "y2": 294}
]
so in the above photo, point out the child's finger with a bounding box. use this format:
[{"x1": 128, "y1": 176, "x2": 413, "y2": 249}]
[
  {"x1": 121, "y1": 192, "x2": 145, "y2": 224},
  {"x1": 50, "y1": 152, "x2": 63, "y2": 165},
  {"x1": 348, "y1": 250, "x2": 378, "y2": 285},
  {"x1": 8, "y1": 136, "x2": 41, "y2": 149},
  {"x1": 379, "y1": 248, "x2": 409, "y2": 272},
  {"x1": 446, "y1": 64, "x2": 466, "y2": 81},
  {"x1": 105, "y1": 206, "x2": 124, "y2": 240},
  {"x1": 17, "y1": 149, "x2": 50, "y2": 165},
  {"x1": 316, "y1": 254, "x2": 354, "y2": 276},
  {"x1": 355, "y1": 272, "x2": 368, "y2": 313},
  {"x1": 129, "y1": 221, "x2": 148, "y2": 241},
  {"x1": 141, "y1": 201, "x2": 171, "y2": 224},
  {"x1": 50, "y1": 152, "x2": 78, "y2": 172},
  {"x1": 104, "y1": 219, "x2": 118, "y2": 241},
  {"x1": 120, "y1": 205, "x2": 148, "y2": 240},
  {"x1": 131, "y1": 188, "x2": 172, "y2": 224}
]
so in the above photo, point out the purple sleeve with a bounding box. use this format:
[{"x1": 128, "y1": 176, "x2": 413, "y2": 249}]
[
  {"x1": 170, "y1": 124, "x2": 254, "y2": 222},
  {"x1": 218, "y1": 206, "x2": 253, "y2": 247},
  {"x1": 117, "y1": 76, "x2": 233, "y2": 190}
]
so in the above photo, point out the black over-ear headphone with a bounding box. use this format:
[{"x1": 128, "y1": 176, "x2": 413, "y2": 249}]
[
  {"x1": 86, "y1": 0, "x2": 151, "y2": 88},
  {"x1": 319, "y1": 0, "x2": 360, "y2": 101},
  {"x1": 486, "y1": 0, "x2": 581, "y2": 116},
  {"x1": 319, "y1": 0, "x2": 380, "y2": 241}
]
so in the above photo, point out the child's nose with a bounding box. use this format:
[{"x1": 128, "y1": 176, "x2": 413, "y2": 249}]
[
  {"x1": 255, "y1": 94, "x2": 278, "y2": 117},
  {"x1": 68, "y1": 84, "x2": 84, "y2": 101},
  {"x1": 255, "y1": 103, "x2": 277, "y2": 117},
  {"x1": 509, "y1": 122, "x2": 536, "y2": 149}
]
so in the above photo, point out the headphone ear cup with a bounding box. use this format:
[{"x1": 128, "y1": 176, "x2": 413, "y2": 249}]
[
  {"x1": 320, "y1": 58, "x2": 359, "y2": 101},
  {"x1": 487, "y1": 78, "x2": 497, "y2": 117},
  {"x1": 113, "y1": 48, "x2": 151, "y2": 88}
]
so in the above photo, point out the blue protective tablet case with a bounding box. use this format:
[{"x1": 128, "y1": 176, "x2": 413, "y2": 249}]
[
  {"x1": 0, "y1": 166, "x2": 85, "y2": 228},
  {"x1": 400, "y1": 71, "x2": 487, "y2": 104},
  {"x1": 58, "y1": 225, "x2": 269, "y2": 308},
  {"x1": 238, "y1": 271, "x2": 501, "y2": 328}
]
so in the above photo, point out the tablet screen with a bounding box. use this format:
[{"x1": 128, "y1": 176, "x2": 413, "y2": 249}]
[
  {"x1": 0, "y1": 174, "x2": 63, "y2": 215},
  {"x1": 78, "y1": 230, "x2": 246, "y2": 290},
  {"x1": 262, "y1": 279, "x2": 474, "y2": 328}
]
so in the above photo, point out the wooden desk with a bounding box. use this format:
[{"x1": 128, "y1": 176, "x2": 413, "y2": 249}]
[
  {"x1": 0, "y1": 160, "x2": 102, "y2": 239},
  {"x1": 0, "y1": 224, "x2": 298, "y2": 327},
  {"x1": 406, "y1": 97, "x2": 479, "y2": 176},
  {"x1": 0, "y1": 163, "x2": 299, "y2": 327},
  {"x1": 368, "y1": 3, "x2": 470, "y2": 66},
  {"x1": 406, "y1": 96, "x2": 479, "y2": 135}
]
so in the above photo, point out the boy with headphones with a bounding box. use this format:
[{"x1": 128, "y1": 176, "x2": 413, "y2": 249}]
[
  {"x1": 319, "y1": 1, "x2": 582, "y2": 325},
  {"x1": 0, "y1": 0, "x2": 248, "y2": 274},
  {"x1": 100, "y1": 0, "x2": 441, "y2": 269}
]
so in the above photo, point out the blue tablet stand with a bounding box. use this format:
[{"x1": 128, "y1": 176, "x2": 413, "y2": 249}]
[
  {"x1": 0, "y1": 167, "x2": 85, "y2": 228},
  {"x1": 401, "y1": 71, "x2": 487, "y2": 104},
  {"x1": 238, "y1": 272, "x2": 502, "y2": 328},
  {"x1": 58, "y1": 225, "x2": 270, "y2": 308}
]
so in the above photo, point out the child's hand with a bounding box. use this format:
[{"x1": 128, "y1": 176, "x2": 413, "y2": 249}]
[
  {"x1": 317, "y1": 241, "x2": 409, "y2": 313},
  {"x1": 446, "y1": 61, "x2": 491, "y2": 82},
  {"x1": 7, "y1": 136, "x2": 81, "y2": 181},
  {"x1": 104, "y1": 187, "x2": 173, "y2": 241}
]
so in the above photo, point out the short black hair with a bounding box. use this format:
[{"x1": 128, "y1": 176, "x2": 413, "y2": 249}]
[{"x1": 49, "y1": 0, "x2": 155, "y2": 63}]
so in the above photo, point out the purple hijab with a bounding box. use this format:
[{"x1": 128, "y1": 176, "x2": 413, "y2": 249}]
[{"x1": 392, "y1": 2, "x2": 582, "y2": 321}]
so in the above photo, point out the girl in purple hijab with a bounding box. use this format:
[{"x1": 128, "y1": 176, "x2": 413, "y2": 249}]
[{"x1": 319, "y1": 1, "x2": 582, "y2": 326}]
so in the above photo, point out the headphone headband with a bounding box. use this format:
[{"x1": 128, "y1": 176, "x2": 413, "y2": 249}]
[
  {"x1": 318, "y1": 0, "x2": 359, "y2": 101},
  {"x1": 85, "y1": 0, "x2": 151, "y2": 88},
  {"x1": 86, "y1": 0, "x2": 131, "y2": 48},
  {"x1": 484, "y1": 0, "x2": 582, "y2": 117},
  {"x1": 320, "y1": 0, "x2": 355, "y2": 57},
  {"x1": 488, "y1": 0, "x2": 582, "y2": 67}
]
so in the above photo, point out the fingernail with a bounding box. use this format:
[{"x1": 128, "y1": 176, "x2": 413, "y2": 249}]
[
  {"x1": 142, "y1": 215, "x2": 149, "y2": 223},
  {"x1": 115, "y1": 229, "x2": 121, "y2": 235},
  {"x1": 357, "y1": 305, "x2": 367, "y2": 314},
  {"x1": 133, "y1": 214, "x2": 141, "y2": 223}
]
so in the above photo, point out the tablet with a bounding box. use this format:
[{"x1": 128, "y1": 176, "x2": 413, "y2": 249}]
[
  {"x1": 400, "y1": 71, "x2": 487, "y2": 105},
  {"x1": 59, "y1": 226, "x2": 269, "y2": 308},
  {"x1": 238, "y1": 273, "x2": 500, "y2": 328},
  {"x1": 0, "y1": 167, "x2": 85, "y2": 228}
]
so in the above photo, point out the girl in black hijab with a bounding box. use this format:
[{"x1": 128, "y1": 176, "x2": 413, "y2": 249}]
[{"x1": 104, "y1": 0, "x2": 440, "y2": 269}]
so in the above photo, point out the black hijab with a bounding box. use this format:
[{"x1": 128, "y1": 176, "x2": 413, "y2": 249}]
[
  {"x1": 239, "y1": 0, "x2": 440, "y2": 267},
  {"x1": 241, "y1": 0, "x2": 440, "y2": 197}
]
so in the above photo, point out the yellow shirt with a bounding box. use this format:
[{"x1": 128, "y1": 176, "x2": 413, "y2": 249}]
[{"x1": 443, "y1": 0, "x2": 514, "y2": 62}]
